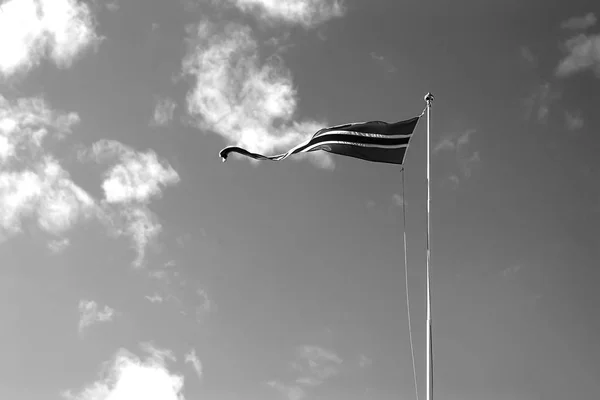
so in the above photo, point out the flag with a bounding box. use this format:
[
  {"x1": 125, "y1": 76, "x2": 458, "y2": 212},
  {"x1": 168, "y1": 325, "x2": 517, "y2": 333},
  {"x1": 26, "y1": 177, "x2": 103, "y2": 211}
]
[{"x1": 219, "y1": 114, "x2": 423, "y2": 165}]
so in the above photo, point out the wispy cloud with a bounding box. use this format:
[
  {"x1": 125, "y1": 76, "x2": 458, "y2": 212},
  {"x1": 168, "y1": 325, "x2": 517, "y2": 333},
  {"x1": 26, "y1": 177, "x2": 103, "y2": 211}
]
[
  {"x1": 561, "y1": 12, "x2": 596, "y2": 30},
  {"x1": 183, "y1": 21, "x2": 334, "y2": 169},
  {"x1": 195, "y1": 288, "x2": 214, "y2": 322},
  {"x1": 556, "y1": 34, "x2": 600, "y2": 77},
  {"x1": 433, "y1": 129, "x2": 480, "y2": 185},
  {"x1": 523, "y1": 82, "x2": 561, "y2": 123},
  {"x1": 228, "y1": 0, "x2": 346, "y2": 29},
  {"x1": 392, "y1": 194, "x2": 405, "y2": 207},
  {"x1": 268, "y1": 345, "x2": 342, "y2": 400},
  {"x1": 370, "y1": 52, "x2": 397, "y2": 74},
  {"x1": 77, "y1": 140, "x2": 180, "y2": 267},
  {"x1": 358, "y1": 354, "x2": 372, "y2": 368},
  {"x1": 145, "y1": 293, "x2": 164, "y2": 303},
  {"x1": 151, "y1": 97, "x2": 177, "y2": 127},
  {"x1": 105, "y1": 0, "x2": 120, "y2": 13},
  {"x1": 520, "y1": 46, "x2": 537, "y2": 66},
  {"x1": 0, "y1": 0, "x2": 101, "y2": 79},
  {"x1": 268, "y1": 381, "x2": 305, "y2": 400},
  {"x1": 48, "y1": 238, "x2": 70, "y2": 254},
  {"x1": 294, "y1": 345, "x2": 343, "y2": 383},
  {"x1": 78, "y1": 300, "x2": 115, "y2": 335},
  {"x1": 501, "y1": 264, "x2": 522, "y2": 279},
  {"x1": 0, "y1": 95, "x2": 97, "y2": 241},
  {"x1": 63, "y1": 346, "x2": 184, "y2": 400},
  {"x1": 140, "y1": 342, "x2": 177, "y2": 365},
  {"x1": 565, "y1": 111, "x2": 584, "y2": 131},
  {"x1": 0, "y1": 95, "x2": 178, "y2": 267},
  {"x1": 185, "y1": 349, "x2": 203, "y2": 380},
  {"x1": 79, "y1": 139, "x2": 180, "y2": 205}
]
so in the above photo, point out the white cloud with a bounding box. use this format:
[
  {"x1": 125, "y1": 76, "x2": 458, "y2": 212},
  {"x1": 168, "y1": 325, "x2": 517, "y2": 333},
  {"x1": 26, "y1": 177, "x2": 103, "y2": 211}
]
[
  {"x1": 370, "y1": 52, "x2": 397, "y2": 74},
  {"x1": 523, "y1": 83, "x2": 561, "y2": 123},
  {"x1": 184, "y1": 349, "x2": 203, "y2": 380},
  {"x1": 63, "y1": 347, "x2": 185, "y2": 400},
  {"x1": 561, "y1": 12, "x2": 596, "y2": 30},
  {"x1": 433, "y1": 129, "x2": 474, "y2": 154},
  {"x1": 78, "y1": 300, "x2": 115, "y2": 335},
  {"x1": 105, "y1": 0, "x2": 120, "y2": 13},
  {"x1": 0, "y1": 95, "x2": 97, "y2": 240},
  {"x1": 151, "y1": 97, "x2": 177, "y2": 127},
  {"x1": 358, "y1": 355, "x2": 372, "y2": 368},
  {"x1": 230, "y1": 0, "x2": 345, "y2": 29},
  {"x1": 267, "y1": 381, "x2": 305, "y2": 400},
  {"x1": 48, "y1": 237, "x2": 70, "y2": 253},
  {"x1": 269, "y1": 345, "x2": 341, "y2": 400},
  {"x1": 565, "y1": 111, "x2": 584, "y2": 131},
  {"x1": 0, "y1": 95, "x2": 177, "y2": 267},
  {"x1": 108, "y1": 204, "x2": 162, "y2": 268},
  {"x1": 145, "y1": 293, "x2": 164, "y2": 303},
  {"x1": 80, "y1": 139, "x2": 180, "y2": 205},
  {"x1": 392, "y1": 194, "x2": 404, "y2": 207},
  {"x1": 183, "y1": 21, "x2": 334, "y2": 169},
  {"x1": 75, "y1": 140, "x2": 179, "y2": 267},
  {"x1": 140, "y1": 342, "x2": 177, "y2": 365},
  {"x1": 520, "y1": 46, "x2": 536, "y2": 66},
  {"x1": 433, "y1": 129, "x2": 479, "y2": 184},
  {"x1": 195, "y1": 288, "x2": 213, "y2": 322},
  {"x1": 556, "y1": 34, "x2": 600, "y2": 77},
  {"x1": 501, "y1": 264, "x2": 522, "y2": 279},
  {"x1": 0, "y1": 0, "x2": 101, "y2": 79}
]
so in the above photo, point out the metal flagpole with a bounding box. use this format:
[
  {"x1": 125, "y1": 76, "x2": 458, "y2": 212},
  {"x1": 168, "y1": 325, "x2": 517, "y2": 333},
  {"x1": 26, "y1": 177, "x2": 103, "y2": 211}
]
[{"x1": 424, "y1": 92, "x2": 434, "y2": 400}]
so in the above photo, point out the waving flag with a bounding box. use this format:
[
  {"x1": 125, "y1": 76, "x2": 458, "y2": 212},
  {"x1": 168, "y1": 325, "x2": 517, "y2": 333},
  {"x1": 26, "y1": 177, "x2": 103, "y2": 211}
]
[{"x1": 219, "y1": 113, "x2": 423, "y2": 165}]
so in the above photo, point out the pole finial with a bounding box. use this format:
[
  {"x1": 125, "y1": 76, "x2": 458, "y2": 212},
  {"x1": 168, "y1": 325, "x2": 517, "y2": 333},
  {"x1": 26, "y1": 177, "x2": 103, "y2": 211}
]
[{"x1": 424, "y1": 93, "x2": 434, "y2": 105}]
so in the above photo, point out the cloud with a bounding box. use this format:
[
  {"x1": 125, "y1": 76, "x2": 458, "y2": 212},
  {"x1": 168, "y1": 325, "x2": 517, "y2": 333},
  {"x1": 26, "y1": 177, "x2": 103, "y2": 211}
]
[
  {"x1": 267, "y1": 381, "x2": 305, "y2": 400},
  {"x1": 358, "y1": 354, "x2": 372, "y2": 368},
  {"x1": 76, "y1": 140, "x2": 179, "y2": 267},
  {"x1": 145, "y1": 293, "x2": 164, "y2": 303},
  {"x1": 433, "y1": 129, "x2": 479, "y2": 184},
  {"x1": 0, "y1": 95, "x2": 97, "y2": 241},
  {"x1": 48, "y1": 237, "x2": 70, "y2": 253},
  {"x1": 501, "y1": 264, "x2": 522, "y2": 279},
  {"x1": 229, "y1": 0, "x2": 345, "y2": 29},
  {"x1": 520, "y1": 46, "x2": 536, "y2": 66},
  {"x1": 0, "y1": 95, "x2": 178, "y2": 267},
  {"x1": 268, "y1": 345, "x2": 341, "y2": 400},
  {"x1": 565, "y1": 111, "x2": 584, "y2": 131},
  {"x1": 63, "y1": 346, "x2": 185, "y2": 400},
  {"x1": 195, "y1": 288, "x2": 214, "y2": 322},
  {"x1": 370, "y1": 52, "x2": 397, "y2": 74},
  {"x1": 140, "y1": 342, "x2": 177, "y2": 365},
  {"x1": 293, "y1": 345, "x2": 342, "y2": 384},
  {"x1": 151, "y1": 97, "x2": 177, "y2": 127},
  {"x1": 79, "y1": 139, "x2": 180, "y2": 205},
  {"x1": 523, "y1": 83, "x2": 560, "y2": 123},
  {"x1": 561, "y1": 12, "x2": 596, "y2": 30},
  {"x1": 183, "y1": 21, "x2": 334, "y2": 169},
  {"x1": 184, "y1": 349, "x2": 203, "y2": 380},
  {"x1": 0, "y1": 0, "x2": 101, "y2": 79},
  {"x1": 117, "y1": 205, "x2": 162, "y2": 268},
  {"x1": 392, "y1": 194, "x2": 405, "y2": 207},
  {"x1": 433, "y1": 129, "x2": 474, "y2": 154},
  {"x1": 78, "y1": 300, "x2": 115, "y2": 335},
  {"x1": 556, "y1": 33, "x2": 600, "y2": 77},
  {"x1": 105, "y1": 0, "x2": 120, "y2": 13}
]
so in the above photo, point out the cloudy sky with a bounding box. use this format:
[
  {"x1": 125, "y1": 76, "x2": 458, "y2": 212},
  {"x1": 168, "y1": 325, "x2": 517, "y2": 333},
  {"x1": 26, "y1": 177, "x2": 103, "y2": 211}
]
[{"x1": 1, "y1": 0, "x2": 599, "y2": 399}]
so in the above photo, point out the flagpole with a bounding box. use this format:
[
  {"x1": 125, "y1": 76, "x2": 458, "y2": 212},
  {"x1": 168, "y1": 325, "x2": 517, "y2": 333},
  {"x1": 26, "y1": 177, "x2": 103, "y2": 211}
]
[{"x1": 424, "y1": 92, "x2": 434, "y2": 400}]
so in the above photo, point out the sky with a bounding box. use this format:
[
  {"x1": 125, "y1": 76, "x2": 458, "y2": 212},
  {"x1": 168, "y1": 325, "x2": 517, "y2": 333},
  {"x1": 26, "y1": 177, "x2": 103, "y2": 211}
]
[{"x1": 0, "y1": 0, "x2": 599, "y2": 399}]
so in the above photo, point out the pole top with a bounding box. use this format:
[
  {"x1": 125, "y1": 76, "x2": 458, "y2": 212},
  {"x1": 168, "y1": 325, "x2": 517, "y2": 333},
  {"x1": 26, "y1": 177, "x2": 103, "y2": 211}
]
[{"x1": 424, "y1": 93, "x2": 434, "y2": 105}]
